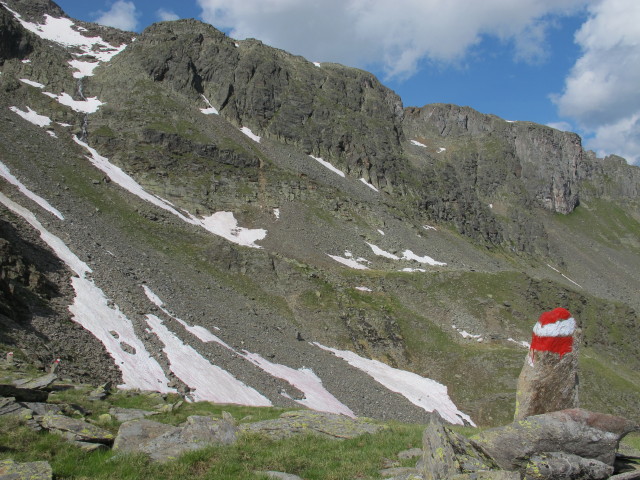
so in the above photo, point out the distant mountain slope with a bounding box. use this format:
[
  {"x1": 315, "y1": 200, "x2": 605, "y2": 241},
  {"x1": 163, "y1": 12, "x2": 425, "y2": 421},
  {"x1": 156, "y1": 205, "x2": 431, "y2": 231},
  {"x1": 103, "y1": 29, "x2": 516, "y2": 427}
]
[{"x1": 0, "y1": 0, "x2": 638, "y2": 427}]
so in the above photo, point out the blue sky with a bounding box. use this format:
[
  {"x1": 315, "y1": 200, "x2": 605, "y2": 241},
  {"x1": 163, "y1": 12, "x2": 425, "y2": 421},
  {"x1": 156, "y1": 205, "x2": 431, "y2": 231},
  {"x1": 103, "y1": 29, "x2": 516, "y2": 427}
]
[{"x1": 54, "y1": 0, "x2": 640, "y2": 165}]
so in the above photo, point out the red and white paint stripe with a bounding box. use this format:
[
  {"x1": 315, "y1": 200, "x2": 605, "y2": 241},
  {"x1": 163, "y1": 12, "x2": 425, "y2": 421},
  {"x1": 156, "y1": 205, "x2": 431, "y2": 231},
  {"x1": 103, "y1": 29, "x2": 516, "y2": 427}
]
[{"x1": 530, "y1": 307, "x2": 576, "y2": 358}]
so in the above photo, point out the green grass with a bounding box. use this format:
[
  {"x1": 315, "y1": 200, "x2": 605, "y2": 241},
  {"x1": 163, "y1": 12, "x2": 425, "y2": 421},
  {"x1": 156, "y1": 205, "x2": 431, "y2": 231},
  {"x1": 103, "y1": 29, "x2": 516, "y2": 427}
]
[{"x1": 0, "y1": 406, "x2": 428, "y2": 480}]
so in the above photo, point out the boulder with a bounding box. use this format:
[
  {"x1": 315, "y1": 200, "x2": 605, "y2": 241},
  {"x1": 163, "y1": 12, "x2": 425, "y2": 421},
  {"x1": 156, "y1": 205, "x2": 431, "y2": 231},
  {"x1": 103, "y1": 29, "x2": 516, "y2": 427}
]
[
  {"x1": 0, "y1": 459, "x2": 52, "y2": 479},
  {"x1": 15, "y1": 373, "x2": 57, "y2": 390},
  {"x1": 471, "y1": 409, "x2": 640, "y2": 471},
  {"x1": 39, "y1": 414, "x2": 115, "y2": 444},
  {"x1": 0, "y1": 384, "x2": 49, "y2": 402},
  {"x1": 239, "y1": 410, "x2": 382, "y2": 440},
  {"x1": 113, "y1": 419, "x2": 177, "y2": 452},
  {"x1": 114, "y1": 415, "x2": 237, "y2": 463},
  {"x1": 420, "y1": 413, "x2": 497, "y2": 479},
  {"x1": 515, "y1": 308, "x2": 579, "y2": 420},
  {"x1": 523, "y1": 452, "x2": 613, "y2": 480}
]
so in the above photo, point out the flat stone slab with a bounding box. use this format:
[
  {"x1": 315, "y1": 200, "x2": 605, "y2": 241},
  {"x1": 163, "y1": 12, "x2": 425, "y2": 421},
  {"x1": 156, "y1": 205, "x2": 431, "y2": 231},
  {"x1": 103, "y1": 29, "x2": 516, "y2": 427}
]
[
  {"x1": 114, "y1": 415, "x2": 237, "y2": 463},
  {"x1": 39, "y1": 414, "x2": 115, "y2": 444},
  {"x1": 240, "y1": 410, "x2": 383, "y2": 440},
  {"x1": 0, "y1": 459, "x2": 52, "y2": 479},
  {"x1": 0, "y1": 384, "x2": 49, "y2": 402},
  {"x1": 109, "y1": 407, "x2": 158, "y2": 422},
  {"x1": 15, "y1": 373, "x2": 57, "y2": 390}
]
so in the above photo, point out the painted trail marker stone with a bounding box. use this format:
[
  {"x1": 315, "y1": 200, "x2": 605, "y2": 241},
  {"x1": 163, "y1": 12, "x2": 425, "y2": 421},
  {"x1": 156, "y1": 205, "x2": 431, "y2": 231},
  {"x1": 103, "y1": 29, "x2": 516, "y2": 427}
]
[{"x1": 514, "y1": 307, "x2": 579, "y2": 420}]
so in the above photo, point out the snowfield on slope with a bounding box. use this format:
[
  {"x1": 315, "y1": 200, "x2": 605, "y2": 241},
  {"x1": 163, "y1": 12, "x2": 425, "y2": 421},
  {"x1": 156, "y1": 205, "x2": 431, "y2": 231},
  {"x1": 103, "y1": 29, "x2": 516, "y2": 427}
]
[
  {"x1": 142, "y1": 286, "x2": 354, "y2": 416},
  {"x1": 0, "y1": 161, "x2": 64, "y2": 220},
  {"x1": 0, "y1": 193, "x2": 174, "y2": 392},
  {"x1": 73, "y1": 137, "x2": 267, "y2": 248},
  {"x1": 315, "y1": 343, "x2": 475, "y2": 426}
]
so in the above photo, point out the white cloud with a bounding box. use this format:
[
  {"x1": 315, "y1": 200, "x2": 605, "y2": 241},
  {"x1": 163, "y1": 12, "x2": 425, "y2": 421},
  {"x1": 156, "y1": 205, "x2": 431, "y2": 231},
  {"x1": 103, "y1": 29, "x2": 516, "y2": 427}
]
[
  {"x1": 95, "y1": 1, "x2": 139, "y2": 31},
  {"x1": 196, "y1": 0, "x2": 588, "y2": 79},
  {"x1": 157, "y1": 8, "x2": 180, "y2": 22},
  {"x1": 554, "y1": 0, "x2": 640, "y2": 164}
]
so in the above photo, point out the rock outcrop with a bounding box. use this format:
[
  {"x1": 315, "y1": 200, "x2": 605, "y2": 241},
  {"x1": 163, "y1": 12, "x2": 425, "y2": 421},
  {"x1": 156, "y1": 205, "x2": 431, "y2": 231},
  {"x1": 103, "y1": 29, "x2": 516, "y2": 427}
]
[
  {"x1": 515, "y1": 308, "x2": 579, "y2": 420},
  {"x1": 472, "y1": 409, "x2": 640, "y2": 471}
]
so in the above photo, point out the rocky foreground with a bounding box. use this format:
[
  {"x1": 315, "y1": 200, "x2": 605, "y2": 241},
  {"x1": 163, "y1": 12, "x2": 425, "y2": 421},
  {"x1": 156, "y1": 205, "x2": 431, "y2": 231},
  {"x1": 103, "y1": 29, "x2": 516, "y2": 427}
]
[{"x1": 0, "y1": 358, "x2": 638, "y2": 480}]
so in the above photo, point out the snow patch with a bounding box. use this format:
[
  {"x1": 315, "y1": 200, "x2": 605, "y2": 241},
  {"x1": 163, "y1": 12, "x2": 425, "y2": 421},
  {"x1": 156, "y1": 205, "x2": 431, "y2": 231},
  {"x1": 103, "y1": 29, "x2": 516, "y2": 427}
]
[
  {"x1": 401, "y1": 268, "x2": 426, "y2": 273},
  {"x1": 46, "y1": 131, "x2": 57, "y2": 138},
  {"x1": 57, "y1": 122, "x2": 72, "y2": 127},
  {"x1": 3, "y1": 4, "x2": 127, "y2": 63},
  {"x1": 9, "y1": 106, "x2": 51, "y2": 128},
  {"x1": 377, "y1": 229, "x2": 385, "y2": 235},
  {"x1": 309, "y1": 155, "x2": 345, "y2": 177},
  {"x1": 453, "y1": 325, "x2": 483, "y2": 342},
  {"x1": 242, "y1": 352, "x2": 354, "y2": 417},
  {"x1": 145, "y1": 314, "x2": 271, "y2": 405},
  {"x1": 423, "y1": 225, "x2": 437, "y2": 231},
  {"x1": 42, "y1": 92, "x2": 103, "y2": 113},
  {"x1": 199, "y1": 212, "x2": 267, "y2": 249},
  {"x1": 72, "y1": 137, "x2": 266, "y2": 248},
  {"x1": 273, "y1": 208, "x2": 280, "y2": 219},
  {"x1": 402, "y1": 249, "x2": 447, "y2": 266},
  {"x1": 0, "y1": 162, "x2": 64, "y2": 220},
  {"x1": 366, "y1": 242, "x2": 399, "y2": 260},
  {"x1": 69, "y1": 59, "x2": 99, "y2": 78},
  {"x1": 200, "y1": 94, "x2": 219, "y2": 115},
  {"x1": 437, "y1": 147, "x2": 446, "y2": 153},
  {"x1": 240, "y1": 126, "x2": 261, "y2": 142},
  {"x1": 21, "y1": 59, "x2": 30, "y2": 64},
  {"x1": 355, "y1": 286, "x2": 372, "y2": 292},
  {"x1": 508, "y1": 338, "x2": 530, "y2": 348},
  {"x1": 315, "y1": 343, "x2": 474, "y2": 426},
  {"x1": 142, "y1": 286, "x2": 230, "y2": 348},
  {"x1": 410, "y1": 140, "x2": 427, "y2": 147},
  {"x1": 0, "y1": 193, "x2": 173, "y2": 392},
  {"x1": 360, "y1": 178, "x2": 379, "y2": 192},
  {"x1": 327, "y1": 254, "x2": 370, "y2": 270},
  {"x1": 19, "y1": 78, "x2": 45, "y2": 89},
  {"x1": 313, "y1": 62, "x2": 321, "y2": 67}
]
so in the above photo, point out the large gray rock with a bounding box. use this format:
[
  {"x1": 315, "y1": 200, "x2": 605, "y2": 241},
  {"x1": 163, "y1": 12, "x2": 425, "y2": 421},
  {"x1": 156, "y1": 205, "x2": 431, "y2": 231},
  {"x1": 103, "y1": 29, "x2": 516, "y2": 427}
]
[
  {"x1": 0, "y1": 384, "x2": 49, "y2": 402},
  {"x1": 39, "y1": 414, "x2": 115, "y2": 444},
  {"x1": 113, "y1": 419, "x2": 177, "y2": 452},
  {"x1": 114, "y1": 415, "x2": 237, "y2": 463},
  {"x1": 420, "y1": 413, "x2": 497, "y2": 480},
  {"x1": 515, "y1": 349, "x2": 579, "y2": 421},
  {"x1": 523, "y1": 452, "x2": 613, "y2": 480},
  {"x1": 16, "y1": 373, "x2": 57, "y2": 390},
  {"x1": 239, "y1": 410, "x2": 382, "y2": 440},
  {"x1": 0, "y1": 459, "x2": 52, "y2": 479},
  {"x1": 472, "y1": 409, "x2": 640, "y2": 471}
]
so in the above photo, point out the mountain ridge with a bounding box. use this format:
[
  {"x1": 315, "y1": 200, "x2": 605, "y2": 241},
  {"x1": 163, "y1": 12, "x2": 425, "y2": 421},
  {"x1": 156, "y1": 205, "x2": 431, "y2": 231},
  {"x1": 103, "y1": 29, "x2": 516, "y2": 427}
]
[{"x1": 0, "y1": 0, "x2": 639, "y2": 428}]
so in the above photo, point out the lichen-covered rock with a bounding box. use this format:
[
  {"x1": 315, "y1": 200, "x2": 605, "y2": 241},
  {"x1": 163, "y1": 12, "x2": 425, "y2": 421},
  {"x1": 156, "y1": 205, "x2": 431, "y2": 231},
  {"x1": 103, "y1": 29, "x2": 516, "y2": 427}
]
[
  {"x1": 471, "y1": 409, "x2": 640, "y2": 471},
  {"x1": 39, "y1": 414, "x2": 115, "y2": 444},
  {"x1": 114, "y1": 415, "x2": 237, "y2": 463},
  {"x1": 109, "y1": 407, "x2": 157, "y2": 422},
  {"x1": 239, "y1": 410, "x2": 383, "y2": 440},
  {"x1": 0, "y1": 459, "x2": 52, "y2": 479},
  {"x1": 420, "y1": 413, "x2": 497, "y2": 480},
  {"x1": 523, "y1": 452, "x2": 613, "y2": 480}
]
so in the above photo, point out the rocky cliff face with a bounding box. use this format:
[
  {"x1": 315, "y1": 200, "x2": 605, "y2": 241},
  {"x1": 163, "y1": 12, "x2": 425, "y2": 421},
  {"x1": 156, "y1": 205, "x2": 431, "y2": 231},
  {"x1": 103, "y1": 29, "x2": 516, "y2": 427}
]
[{"x1": 120, "y1": 20, "x2": 406, "y2": 193}]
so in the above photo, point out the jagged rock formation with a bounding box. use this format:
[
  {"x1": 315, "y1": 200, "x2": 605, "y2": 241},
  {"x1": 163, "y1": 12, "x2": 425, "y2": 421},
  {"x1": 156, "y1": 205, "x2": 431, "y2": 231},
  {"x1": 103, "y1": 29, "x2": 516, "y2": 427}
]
[{"x1": 0, "y1": 0, "x2": 639, "y2": 428}]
